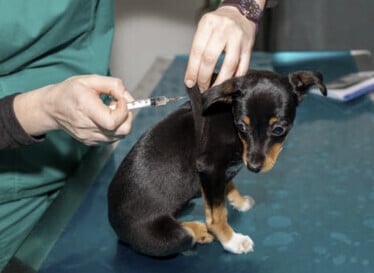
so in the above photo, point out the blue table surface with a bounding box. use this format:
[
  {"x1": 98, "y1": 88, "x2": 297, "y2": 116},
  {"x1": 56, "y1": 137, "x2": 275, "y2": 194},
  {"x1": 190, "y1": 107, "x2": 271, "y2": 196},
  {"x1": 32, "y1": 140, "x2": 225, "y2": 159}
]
[{"x1": 39, "y1": 52, "x2": 374, "y2": 273}]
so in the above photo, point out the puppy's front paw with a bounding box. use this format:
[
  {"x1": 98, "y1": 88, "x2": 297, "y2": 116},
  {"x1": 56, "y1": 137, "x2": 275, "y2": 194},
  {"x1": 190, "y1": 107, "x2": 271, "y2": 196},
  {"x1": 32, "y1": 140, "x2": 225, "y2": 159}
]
[
  {"x1": 230, "y1": 195, "x2": 255, "y2": 212},
  {"x1": 221, "y1": 233, "x2": 254, "y2": 254}
]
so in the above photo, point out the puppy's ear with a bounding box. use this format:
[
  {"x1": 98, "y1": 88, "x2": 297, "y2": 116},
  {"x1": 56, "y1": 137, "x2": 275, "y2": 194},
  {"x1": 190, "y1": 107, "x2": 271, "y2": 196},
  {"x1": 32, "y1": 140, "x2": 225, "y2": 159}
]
[
  {"x1": 288, "y1": 71, "x2": 327, "y2": 104},
  {"x1": 202, "y1": 77, "x2": 243, "y2": 111}
]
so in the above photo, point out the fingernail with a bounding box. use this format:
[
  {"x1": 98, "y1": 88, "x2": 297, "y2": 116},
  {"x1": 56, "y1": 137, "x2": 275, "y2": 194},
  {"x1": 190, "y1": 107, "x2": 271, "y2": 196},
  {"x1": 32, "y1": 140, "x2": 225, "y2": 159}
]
[
  {"x1": 199, "y1": 85, "x2": 208, "y2": 93},
  {"x1": 185, "y1": 79, "x2": 194, "y2": 88},
  {"x1": 123, "y1": 90, "x2": 134, "y2": 100}
]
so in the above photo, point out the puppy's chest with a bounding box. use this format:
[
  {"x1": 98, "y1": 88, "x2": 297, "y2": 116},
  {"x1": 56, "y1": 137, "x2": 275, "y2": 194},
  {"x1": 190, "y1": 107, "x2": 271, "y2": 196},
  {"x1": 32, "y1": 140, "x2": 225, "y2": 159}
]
[{"x1": 225, "y1": 162, "x2": 243, "y2": 180}]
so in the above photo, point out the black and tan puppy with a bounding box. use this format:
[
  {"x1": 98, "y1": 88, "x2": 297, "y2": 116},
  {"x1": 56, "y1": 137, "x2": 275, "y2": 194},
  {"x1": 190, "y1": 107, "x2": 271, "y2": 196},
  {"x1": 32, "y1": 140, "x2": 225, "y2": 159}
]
[{"x1": 108, "y1": 70, "x2": 327, "y2": 256}]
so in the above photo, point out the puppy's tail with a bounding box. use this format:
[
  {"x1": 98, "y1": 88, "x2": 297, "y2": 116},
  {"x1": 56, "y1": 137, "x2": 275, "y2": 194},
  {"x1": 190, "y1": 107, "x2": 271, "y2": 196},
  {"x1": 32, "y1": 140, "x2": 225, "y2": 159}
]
[{"x1": 115, "y1": 215, "x2": 194, "y2": 257}]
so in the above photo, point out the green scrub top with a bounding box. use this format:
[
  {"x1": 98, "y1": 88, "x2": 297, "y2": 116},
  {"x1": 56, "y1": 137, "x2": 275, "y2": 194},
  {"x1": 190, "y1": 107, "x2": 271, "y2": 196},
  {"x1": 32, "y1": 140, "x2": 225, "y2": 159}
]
[{"x1": 0, "y1": 0, "x2": 115, "y2": 269}]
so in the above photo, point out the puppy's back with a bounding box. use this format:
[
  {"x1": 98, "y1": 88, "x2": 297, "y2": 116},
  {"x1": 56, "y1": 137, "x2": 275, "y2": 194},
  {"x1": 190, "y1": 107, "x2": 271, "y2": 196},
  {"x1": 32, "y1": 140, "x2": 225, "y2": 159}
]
[{"x1": 108, "y1": 103, "x2": 202, "y2": 255}]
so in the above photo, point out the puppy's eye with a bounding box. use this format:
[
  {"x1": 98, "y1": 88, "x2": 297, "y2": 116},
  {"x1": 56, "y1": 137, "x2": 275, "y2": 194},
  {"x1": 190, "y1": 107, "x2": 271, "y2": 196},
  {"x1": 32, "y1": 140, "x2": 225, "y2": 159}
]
[
  {"x1": 237, "y1": 122, "x2": 248, "y2": 133},
  {"x1": 271, "y1": 125, "x2": 286, "y2": 136}
]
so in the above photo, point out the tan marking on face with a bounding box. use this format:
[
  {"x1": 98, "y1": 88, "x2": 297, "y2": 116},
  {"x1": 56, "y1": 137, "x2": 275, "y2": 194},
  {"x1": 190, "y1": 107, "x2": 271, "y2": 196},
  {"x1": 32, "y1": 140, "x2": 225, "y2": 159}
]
[
  {"x1": 261, "y1": 142, "x2": 284, "y2": 173},
  {"x1": 269, "y1": 117, "x2": 278, "y2": 126},
  {"x1": 243, "y1": 116, "x2": 250, "y2": 126},
  {"x1": 181, "y1": 221, "x2": 214, "y2": 244},
  {"x1": 238, "y1": 135, "x2": 249, "y2": 167}
]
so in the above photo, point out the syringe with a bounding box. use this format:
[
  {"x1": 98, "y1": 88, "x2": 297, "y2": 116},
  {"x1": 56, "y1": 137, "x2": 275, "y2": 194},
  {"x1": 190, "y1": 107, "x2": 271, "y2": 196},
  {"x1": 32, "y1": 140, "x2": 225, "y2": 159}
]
[
  {"x1": 126, "y1": 96, "x2": 185, "y2": 110},
  {"x1": 109, "y1": 96, "x2": 185, "y2": 111}
]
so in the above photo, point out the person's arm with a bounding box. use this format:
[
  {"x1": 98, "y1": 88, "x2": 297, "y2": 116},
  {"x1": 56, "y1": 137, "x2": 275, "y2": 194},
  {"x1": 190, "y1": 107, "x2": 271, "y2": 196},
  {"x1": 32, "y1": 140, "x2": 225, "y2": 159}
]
[
  {"x1": 0, "y1": 94, "x2": 42, "y2": 149},
  {"x1": 185, "y1": 0, "x2": 267, "y2": 92},
  {"x1": 0, "y1": 74, "x2": 134, "y2": 149}
]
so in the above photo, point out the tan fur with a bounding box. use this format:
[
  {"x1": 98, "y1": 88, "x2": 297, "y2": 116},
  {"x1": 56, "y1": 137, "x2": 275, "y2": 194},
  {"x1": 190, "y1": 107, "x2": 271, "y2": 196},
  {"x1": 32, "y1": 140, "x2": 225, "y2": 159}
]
[
  {"x1": 243, "y1": 116, "x2": 250, "y2": 126},
  {"x1": 226, "y1": 181, "x2": 249, "y2": 210},
  {"x1": 208, "y1": 204, "x2": 234, "y2": 242},
  {"x1": 181, "y1": 222, "x2": 214, "y2": 244},
  {"x1": 202, "y1": 190, "x2": 234, "y2": 243},
  {"x1": 262, "y1": 142, "x2": 284, "y2": 172},
  {"x1": 269, "y1": 117, "x2": 278, "y2": 126},
  {"x1": 202, "y1": 190, "x2": 213, "y2": 225},
  {"x1": 239, "y1": 135, "x2": 249, "y2": 167}
]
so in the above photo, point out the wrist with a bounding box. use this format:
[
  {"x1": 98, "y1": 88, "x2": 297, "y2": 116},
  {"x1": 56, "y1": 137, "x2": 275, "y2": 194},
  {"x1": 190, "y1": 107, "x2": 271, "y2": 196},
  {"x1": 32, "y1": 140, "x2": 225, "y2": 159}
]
[
  {"x1": 13, "y1": 85, "x2": 58, "y2": 136},
  {"x1": 219, "y1": 0, "x2": 266, "y2": 26}
]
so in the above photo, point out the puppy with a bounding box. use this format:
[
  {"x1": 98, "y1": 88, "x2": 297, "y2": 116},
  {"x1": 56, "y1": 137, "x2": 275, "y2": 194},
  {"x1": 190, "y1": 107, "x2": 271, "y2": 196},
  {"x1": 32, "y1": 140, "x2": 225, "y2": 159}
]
[{"x1": 108, "y1": 70, "x2": 327, "y2": 256}]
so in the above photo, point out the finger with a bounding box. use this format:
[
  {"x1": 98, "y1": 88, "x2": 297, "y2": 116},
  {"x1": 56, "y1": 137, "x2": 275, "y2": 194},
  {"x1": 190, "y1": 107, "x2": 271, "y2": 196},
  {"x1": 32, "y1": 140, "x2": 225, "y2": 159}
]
[
  {"x1": 91, "y1": 129, "x2": 126, "y2": 144},
  {"x1": 80, "y1": 76, "x2": 132, "y2": 131},
  {"x1": 91, "y1": 99, "x2": 132, "y2": 136},
  {"x1": 81, "y1": 132, "x2": 117, "y2": 146},
  {"x1": 114, "y1": 111, "x2": 133, "y2": 137},
  {"x1": 236, "y1": 23, "x2": 256, "y2": 76},
  {"x1": 185, "y1": 16, "x2": 213, "y2": 88},
  {"x1": 109, "y1": 100, "x2": 117, "y2": 110},
  {"x1": 108, "y1": 90, "x2": 135, "y2": 110},
  {"x1": 235, "y1": 50, "x2": 251, "y2": 77},
  {"x1": 235, "y1": 38, "x2": 254, "y2": 77},
  {"x1": 87, "y1": 119, "x2": 130, "y2": 144},
  {"x1": 197, "y1": 32, "x2": 227, "y2": 92},
  {"x1": 85, "y1": 91, "x2": 129, "y2": 133},
  {"x1": 122, "y1": 90, "x2": 135, "y2": 103},
  {"x1": 80, "y1": 75, "x2": 127, "y2": 99},
  {"x1": 109, "y1": 87, "x2": 136, "y2": 128},
  {"x1": 80, "y1": 75, "x2": 130, "y2": 126},
  {"x1": 213, "y1": 35, "x2": 241, "y2": 86}
]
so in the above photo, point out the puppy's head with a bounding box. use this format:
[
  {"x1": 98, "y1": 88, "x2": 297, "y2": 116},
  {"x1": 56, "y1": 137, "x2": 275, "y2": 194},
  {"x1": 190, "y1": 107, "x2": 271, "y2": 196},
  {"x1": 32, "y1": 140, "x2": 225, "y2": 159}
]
[{"x1": 202, "y1": 70, "x2": 327, "y2": 173}]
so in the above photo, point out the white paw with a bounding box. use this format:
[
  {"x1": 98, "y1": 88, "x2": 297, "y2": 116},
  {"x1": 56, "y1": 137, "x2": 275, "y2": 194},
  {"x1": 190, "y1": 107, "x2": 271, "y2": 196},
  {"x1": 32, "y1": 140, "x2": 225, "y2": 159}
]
[
  {"x1": 221, "y1": 232, "x2": 254, "y2": 254},
  {"x1": 230, "y1": 196, "x2": 255, "y2": 212}
]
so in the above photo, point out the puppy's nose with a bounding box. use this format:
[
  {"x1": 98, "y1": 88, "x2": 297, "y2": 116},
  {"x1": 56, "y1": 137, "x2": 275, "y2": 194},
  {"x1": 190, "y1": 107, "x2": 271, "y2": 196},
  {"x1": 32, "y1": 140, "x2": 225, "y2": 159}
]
[
  {"x1": 247, "y1": 162, "x2": 262, "y2": 173},
  {"x1": 247, "y1": 153, "x2": 264, "y2": 173}
]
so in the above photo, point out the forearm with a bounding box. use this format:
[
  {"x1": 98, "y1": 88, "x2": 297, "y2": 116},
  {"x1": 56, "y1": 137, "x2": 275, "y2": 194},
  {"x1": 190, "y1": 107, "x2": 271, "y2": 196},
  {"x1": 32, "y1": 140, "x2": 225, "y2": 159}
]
[
  {"x1": 0, "y1": 93, "x2": 46, "y2": 149},
  {"x1": 1, "y1": 75, "x2": 133, "y2": 149},
  {"x1": 13, "y1": 85, "x2": 57, "y2": 137}
]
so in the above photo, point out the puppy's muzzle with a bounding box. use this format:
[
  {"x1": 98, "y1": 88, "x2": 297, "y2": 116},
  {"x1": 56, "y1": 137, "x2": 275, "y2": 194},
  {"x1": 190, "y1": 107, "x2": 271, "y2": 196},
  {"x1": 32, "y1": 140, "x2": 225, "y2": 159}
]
[{"x1": 246, "y1": 153, "x2": 264, "y2": 173}]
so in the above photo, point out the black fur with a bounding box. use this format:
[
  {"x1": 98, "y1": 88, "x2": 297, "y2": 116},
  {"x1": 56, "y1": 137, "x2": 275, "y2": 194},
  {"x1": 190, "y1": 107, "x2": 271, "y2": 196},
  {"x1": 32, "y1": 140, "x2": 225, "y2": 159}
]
[{"x1": 107, "y1": 70, "x2": 327, "y2": 256}]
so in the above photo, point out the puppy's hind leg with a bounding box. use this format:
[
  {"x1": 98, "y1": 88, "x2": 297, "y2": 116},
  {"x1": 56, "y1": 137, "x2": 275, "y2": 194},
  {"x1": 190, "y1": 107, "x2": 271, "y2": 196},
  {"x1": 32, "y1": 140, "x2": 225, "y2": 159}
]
[
  {"x1": 226, "y1": 181, "x2": 255, "y2": 212},
  {"x1": 128, "y1": 215, "x2": 195, "y2": 257}
]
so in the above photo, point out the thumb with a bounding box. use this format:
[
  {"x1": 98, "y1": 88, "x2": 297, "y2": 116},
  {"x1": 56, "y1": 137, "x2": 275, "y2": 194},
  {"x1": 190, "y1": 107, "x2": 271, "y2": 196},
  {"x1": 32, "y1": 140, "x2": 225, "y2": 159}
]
[
  {"x1": 105, "y1": 90, "x2": 135, "y2": 129},
  {"x1": 80, "y1": 75, "x2": 131, "y2": 130}
]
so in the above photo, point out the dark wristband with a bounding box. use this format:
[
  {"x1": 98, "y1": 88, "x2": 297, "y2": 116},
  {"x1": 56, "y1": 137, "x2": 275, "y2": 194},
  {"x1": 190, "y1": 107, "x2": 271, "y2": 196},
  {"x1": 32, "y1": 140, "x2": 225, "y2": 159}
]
[
  {"x1": 0, "y1": 93, "x2": 45, "y2": 149},
  {"x1": 220, "y1": 0, "x2": 264, "y2": 25}
]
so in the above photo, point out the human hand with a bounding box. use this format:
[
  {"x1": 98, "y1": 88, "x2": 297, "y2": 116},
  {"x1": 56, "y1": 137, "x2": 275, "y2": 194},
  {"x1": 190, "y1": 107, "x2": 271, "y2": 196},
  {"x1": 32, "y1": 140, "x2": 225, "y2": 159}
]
[
  {"x1": 14, "y1": 75, "x2": 134, "y2": 145},
  {"x1": 184, "y1": 6, "x2": 257, "y2": 92}
]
